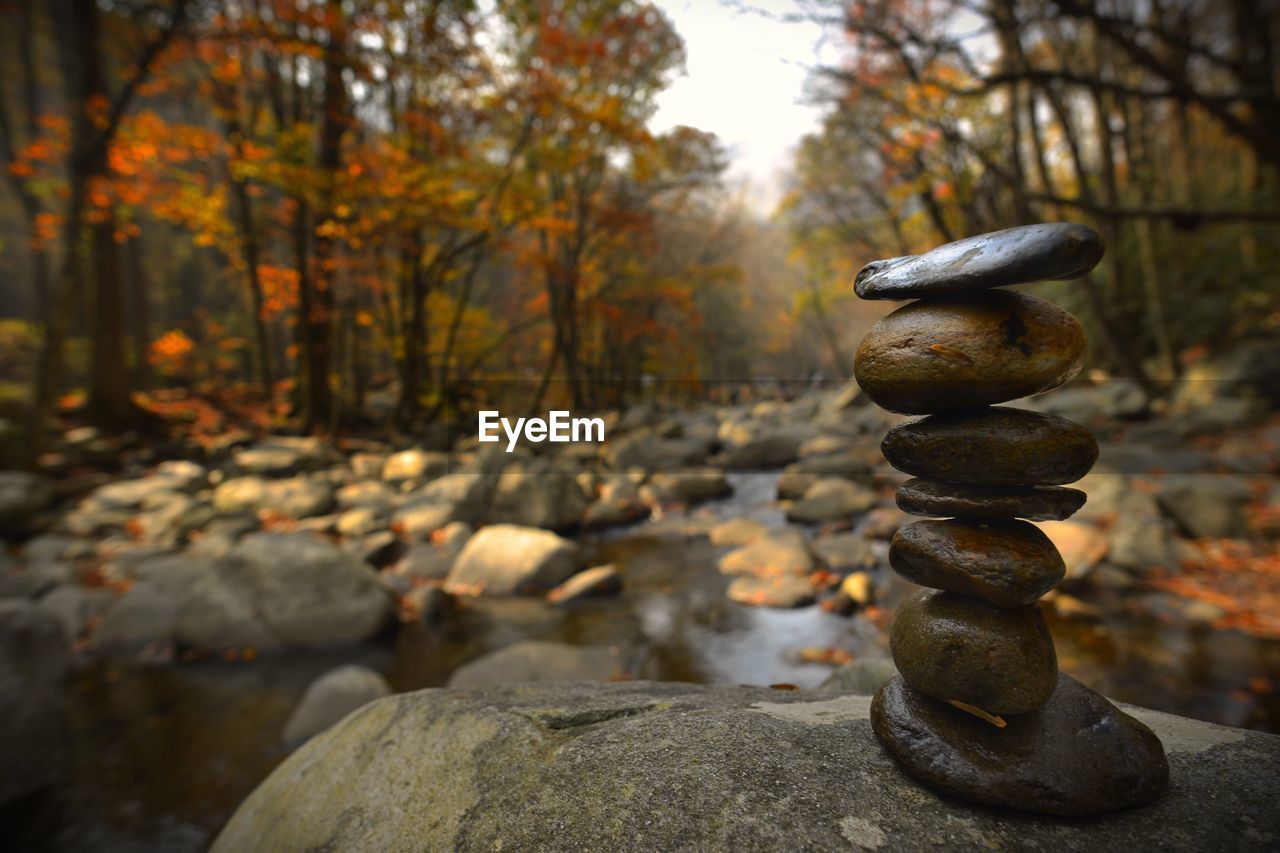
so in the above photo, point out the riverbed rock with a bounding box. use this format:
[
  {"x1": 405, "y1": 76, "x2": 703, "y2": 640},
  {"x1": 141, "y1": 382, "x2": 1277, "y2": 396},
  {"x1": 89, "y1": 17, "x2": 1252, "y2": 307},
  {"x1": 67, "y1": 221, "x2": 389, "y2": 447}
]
[
  {"x1": 812, "y1": 532, "x2": 877, "y2": 574},
  {"x1": 283, "y1": 665, "x2": 392, "y2": 747},
  {"x1": 872, "y1": 674, "x2": 1167, "y2": 816},
  {"x1": 820, "y1": 657, "x2": 899, "y2": 694},
  {"x1": 854, "y1": 291, "x2": 1086, "y2": 414},
  {"x1": 890, "y1": 589, "x2": 1057, "y2": 714},
  {"x1": 641, "y1": 467, "x2": 732, "y2": 505},
  {"x1": 445, "y1": 524, "x2": 581, "y2": 596},
  {"x1": 381, "y1": 449, "x2": 450, "y2": 483},
  {"x1": 717, "y1": 427, "x2": 805, "y2": 470},
  {"x1": 854, "y1": 223, "x2": 1104, "y2": 301},
  {"x1": 603, "y1": 430, "x2": 711, "y2": 471},
  {"x1": 1036, "y1": 520, "x2": 1108, "y2": 582},
  {"x1": 1156, "y1": 476, "x2": 1253, "y2": 540},
  {"x1": 726, "y1": 573, "x2": 816, "y2": 608},
  {"x1": 890, "y1": 519, "x2": 1065, "y2": 607},
  {"x1": 708, "y1": 517, "x2": 767, "y2": 547},
  {"x1": 896, "y1": 478, "x2": 1087, "y2": 521},
  {"x1": 786, "y1": 478, "x2": 878, "y2": 525},
  {"x1": 488, "y1": 462, "x2": 589, "y2": 530},
  {"x1": 0, "y1": 471, "x2": 53, "y2": 537},
  {"x1": 717, "y1": 529, "x2": 813, "y2": 577},
  {"x1": 211, "y1": 679, "x2": 1280, "y2": 852},
  {"x1": 0, "y1": 600, "x2": 71, "y2": 807},
  {"x1": 213, "y1": 476, "x2": 335, "y2": 519},
  {"x1": 580, "y1": 478, "x2": 650, "y2": 530},
  {"x1": 547, "y1": 564, "x2": 623, "y2": 604},
  {"x1": 447, "y1": 640, "x2": 627, "y2": 688},
  {"x1": 882, "y1": 407, "x2": 1098, "y2": 485}
]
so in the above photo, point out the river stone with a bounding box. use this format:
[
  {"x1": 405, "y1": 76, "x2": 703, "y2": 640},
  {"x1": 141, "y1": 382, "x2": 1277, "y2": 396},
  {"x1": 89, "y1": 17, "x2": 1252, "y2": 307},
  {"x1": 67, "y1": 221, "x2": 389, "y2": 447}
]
[
  {"x1": 211, "y1": 679, "x2": 1279, "y2": 852},
  {"x1": 896, "y1": 478, "x2": 1087, "y2": 521},
  {"x1": 283, "y1": 665, "x2": 392, "y2": 747},
  {"x1": 890, "y1": 589, "x2": 1057, "y2": 714},
  {"x1": 854, "y1": 291, "x2": 1086, "y2": 414},
  {"x1": 854, "y1": 223, "x2": 1104, "y2": 300},
  {"x1": 445, "y1": 524, "x2": 581, "y2": 596},
  {"x1": 882, "y1": 407, "x2": 1098, "y2": 485},
  {"x1": 872, "y1": 673, "x2": 1168, "y2": 816},
  {"x1": 890, "y1": 519, "x2": 1064, "y2": 607}
]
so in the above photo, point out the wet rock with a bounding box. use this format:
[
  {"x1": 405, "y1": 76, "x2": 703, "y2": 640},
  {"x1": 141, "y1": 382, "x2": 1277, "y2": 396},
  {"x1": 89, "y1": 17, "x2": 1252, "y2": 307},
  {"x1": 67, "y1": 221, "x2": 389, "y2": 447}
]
[
  {"x1": 548, "y1": 564, "x2": 622, "y2": 604},
  {"x1": 334, "y1": 480, "x2": 395, "y2": 510},
  {"x1": 786, "y1": 478, "x2": 878, "y2": 525},
  {"x1": 382, "y1": 449, "x2": 450, "y2": 483},
  {"x1": 726, "y1": 574, "x2": 816, "y2": 608},
  {"x1": 854, "y1": 291, "x2": 1086, "y2": 414},
  {"x1": 896, "y1": 478, "x2": 1087, "y2": 521},
  {"x1": 213, "y1": 476, "x2": 335, "y2": 519},
  {"x1": 603, "y1": 431, "x2": 711, "y2": 471},
  {"x1": 0, "y1": 471, "x2": 53, "y2": 536},
  {"x1": 1157, "y1": 476, "x2": 1252, "y2": 540},
  {"x1": 488, "y1": 462, "x2": 589, "y2": 530},
  {"x1": 445, "y1": 524, "x2": 581, "y2": 596},
  {"x1": 890, "y1": 589, "x2": 1057, "y2": 714},
  {"x1": 854, "y1": 223, "x2": 1103, "y2": 300},
  {"x1": 717, "y1": 427, "x2": 804, "y2": 470},
  {"x1": 283, "y1": 665, "x2": 392, "y2": 747},
  {"x1": 812, "y1": 532, "x2": 877, "y2": 574},
  {"x1": 820, "y1": 657, "x2": 899, "y2": 694},
  {"x1": 882, "y1": 407, "x2": 1098, "y2": 486},
  {"x1": 872, "y1": 674, "x2": 1168, "y2": 816},
  {"x1": 1036, "y1": 520, "x2": 1108, "y2": 582},
  {"x1": 708, "y1": 518, "x2": 767, "y2": 547},
  {"x1": 447, "y1": 640, "x2": 627, "y2": 688},
  {"x1": 641, "y1": 467, "x2": 732, "y2": 506},
  {"x1": 93, "y1": 582, "x2": 180, "y2": 652},
  {"x1": 890, "y1": 520, "x2": 1064, "y2": 607},
  {"x1": 777, "y1": 452, "x2": 873, "y2": 499},
  {"x1": 0, "y1": 600, "x2": 71, "y2": 807},
  {"x1": 718, "y1": 529, "x2": 813, "y2": 578},
  {"x1": 580, "y1": 477, "x2": 649, "y2": 530}
]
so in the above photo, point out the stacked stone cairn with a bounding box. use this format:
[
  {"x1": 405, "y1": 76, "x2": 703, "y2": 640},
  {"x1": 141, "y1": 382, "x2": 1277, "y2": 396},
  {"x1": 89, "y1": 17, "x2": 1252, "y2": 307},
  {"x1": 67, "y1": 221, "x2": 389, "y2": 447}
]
[{"x1": 853, "y1": 223, "x2": 1169, "y2": 816}]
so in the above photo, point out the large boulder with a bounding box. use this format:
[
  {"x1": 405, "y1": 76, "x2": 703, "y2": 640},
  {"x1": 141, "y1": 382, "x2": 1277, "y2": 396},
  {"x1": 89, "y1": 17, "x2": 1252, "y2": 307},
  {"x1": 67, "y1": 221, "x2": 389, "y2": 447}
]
[
  {"x1": 104, "y1": 534, "x2": 393, "y2": 652},
  {"x1": 445, "y1": 524, "x2": 581, "y2": 596},
  {"x1": 487, "y1": 463, "x2": 589, "y2": 530},
  {"x1": 212, "y1": 681, "x2": 1280, "y2": 852},
  {"x1": 0, "y1": 600, "x2": 71, "y2": 806}
]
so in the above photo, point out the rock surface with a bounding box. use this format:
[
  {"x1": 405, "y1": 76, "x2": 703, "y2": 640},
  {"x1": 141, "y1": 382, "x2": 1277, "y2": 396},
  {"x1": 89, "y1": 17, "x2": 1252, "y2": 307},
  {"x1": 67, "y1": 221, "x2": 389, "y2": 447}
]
[
  {"x1": 445, "y1": 524, "x2": 581, "y2": 596},
  {"x1": 283, "y1": 665, "x2": 392, "y2": 746},
  {"x1": 890, "y1": 519, "x2": 1065, "y2": 606},
  {"x1": 212, "y1": 680, "x2": 1280, "y2": 852},
  {"x1": 872, "y1": 674, "x2": 1168, "y2": 816},
  {"x1": 891, "y1": 589, "x2": 1058, "y2": 714},
  {"x1": 882, "y1": 407, "x2": 1098, "y2": 485},
  {"x1": 854, "y1": 291, "x2": 1086, "y2": 414},
  {"x1": 854, "y1": 223, "x2": 1104, "y2": 300},
  {"x1": 785, "y1": 477, "x2": 877, "y2": 524},
  {"x1": 446, "y1": 640, "x2": 627, "y2": 688},
  {"x1": 897, "y1": 478, "x2": 1087, "y2": 521}
]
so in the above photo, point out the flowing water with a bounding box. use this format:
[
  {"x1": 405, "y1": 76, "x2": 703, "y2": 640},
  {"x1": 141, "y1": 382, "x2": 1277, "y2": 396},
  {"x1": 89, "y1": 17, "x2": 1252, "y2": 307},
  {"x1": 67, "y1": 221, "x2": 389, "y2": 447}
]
[{"x1": 15, "y1": 471, "x2": 1280, "y2": 851}]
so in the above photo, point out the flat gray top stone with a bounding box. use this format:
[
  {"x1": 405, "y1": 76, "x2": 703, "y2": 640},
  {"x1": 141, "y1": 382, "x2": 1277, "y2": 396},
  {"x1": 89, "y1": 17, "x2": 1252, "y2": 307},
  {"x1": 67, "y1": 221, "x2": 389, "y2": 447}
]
[
  {"x1": 854, "y1": 223, "x2": 1104, "y2": 300},
  {"x1": 214, "y1": 680, "x2": 1280, "y2": 852}
]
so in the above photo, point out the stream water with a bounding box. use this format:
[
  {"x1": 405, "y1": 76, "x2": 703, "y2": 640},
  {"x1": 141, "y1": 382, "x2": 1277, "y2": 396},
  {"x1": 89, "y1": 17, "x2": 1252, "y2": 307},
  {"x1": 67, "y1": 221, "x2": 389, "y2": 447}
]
[{"x1": 15, "y1": 471, "x2": 1280, "y2": 851}]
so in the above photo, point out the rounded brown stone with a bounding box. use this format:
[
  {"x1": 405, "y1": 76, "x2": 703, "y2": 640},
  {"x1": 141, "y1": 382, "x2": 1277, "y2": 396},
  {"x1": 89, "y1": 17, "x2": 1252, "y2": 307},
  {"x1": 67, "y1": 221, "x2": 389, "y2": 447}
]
[
  {"x1": 881, "y1": 407, "x2": 1098, "y2": 485},
  {"x1": 889, "y1": 589, "x2": 1057, "y2": 715},
  {"x1": 896, "y1": 478, "x2": 1087, "y2": 521},
  {"x1": 871, "y1": 674, "x2": 1169, "y2": 816},
  {"x1": 889, "y1": 519, "x2": 1065, "y2": 607},
  {"x1": 853, "y1": 291, "x2": 1086, "y2": 415}
]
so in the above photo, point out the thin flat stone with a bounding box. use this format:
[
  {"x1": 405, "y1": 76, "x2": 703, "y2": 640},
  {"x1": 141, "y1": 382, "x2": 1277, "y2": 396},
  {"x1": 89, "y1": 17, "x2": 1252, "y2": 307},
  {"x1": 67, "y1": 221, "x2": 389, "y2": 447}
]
[
  {"x1": 854, "y1": 223, "x2": 1104, "y2": 301},
  {"x1": 897, "y1": 478, "x2": 1087, "y2": 521},
  {"x1": 853, "y1": 292, "x2": 1087, "y2": 415},
  {"x1": 871, "y1": 674, "x2": 1169, "y2": 816},
  {"x1": 890, "y1": 519, "x2": 1065, "y2": 607},
  {"x1": 882, "y1": 407, "x2": 1098, "y2": 486},
  {"x1": 890, "y1": 589, "x2": 1057, "y2": 715}
]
